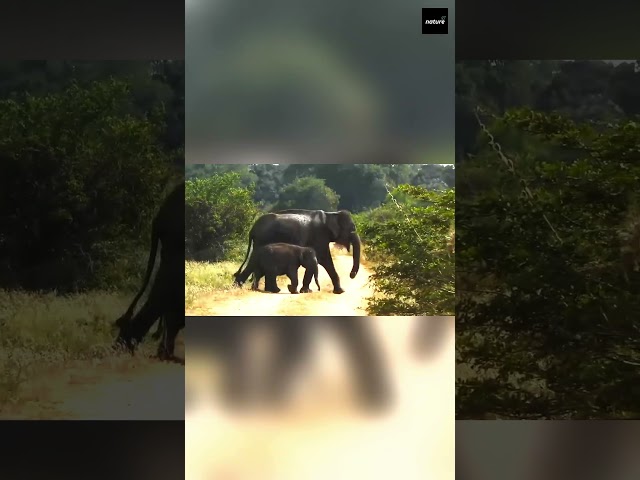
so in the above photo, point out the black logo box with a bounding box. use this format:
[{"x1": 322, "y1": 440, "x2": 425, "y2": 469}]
[{"x1": 422, "y1": 8, "x2": 448, "y2": 34}]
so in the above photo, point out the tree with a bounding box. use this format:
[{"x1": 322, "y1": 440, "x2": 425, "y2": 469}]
[
  {"x1": 272, "y1": 177, "x2": 339, "y2": 211},
  {"x1": 0, "y1": 79, "x2": 174, "y2": 291},
  {"x1": 185, "y1": 173, "x2": 258, "y2": 262},
  {"x1": 356, "y1": 185, "x2": 455, "y2": 316},
  {"x1": 456, "y1": 107, "x2": 640, "y2": 418}
]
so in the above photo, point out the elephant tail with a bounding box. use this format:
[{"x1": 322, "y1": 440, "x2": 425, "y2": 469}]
[
  {"x1": 121, "y1": 219, "x2": 160, "y2": 321},
  {"x1": 234, "y1": 235, "x2": 253, "y2": 278}
]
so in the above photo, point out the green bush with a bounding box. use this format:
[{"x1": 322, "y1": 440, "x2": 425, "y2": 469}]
[
  {"x1": 457, "y1": 108, "x2": 640, "y2": 418},
  {"x1": 272, "y1": 176, "x2": 340, "y2": 211},
  {"x1": 0, "y1": 79, "x2": 173, "y2": 292},
  {"x1": 357, "y1": 185, "x2": 455, "y2": 316},
  {"x1": 185, "y1": 173, "x2": 258, "y2": 262}
]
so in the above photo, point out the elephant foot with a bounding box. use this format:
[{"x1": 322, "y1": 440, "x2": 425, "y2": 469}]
[
  {"x1": 266, "y1": 287, "x2": 281, "y2": 293},
  {"x1": 287, "y1": 285, "x2": 299, "y2": 294},
  {"x1": 251, "y1": 285, "x2": 259, "y2": 291},
  {"x1": 333, "y1": 287, "x2": 345, "y2": 294},
  {"x1": 300, "y1": 287, "x2": 311, "y2": 293}
]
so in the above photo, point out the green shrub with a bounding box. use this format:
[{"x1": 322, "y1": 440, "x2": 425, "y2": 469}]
[
  {"x1": 185, "y1": 173, "x2": 258, "y2": 262},
  {"x1": 357, "y1": 185, "x2": 454, "y2": 316}
]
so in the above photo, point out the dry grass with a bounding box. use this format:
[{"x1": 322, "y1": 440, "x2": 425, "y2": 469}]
[
  {"x1": 186, "y1": 245, "x2": 379, "y2": 316},
  {"x1": 185, "y1": 244, "x2": 376, "y2": 311},
  {"x1": 185, "y1": 260, "x2": 239, "y2": 309},
  {"x1": 0, "y1": 288, "x2": 158, "y2": 413}
]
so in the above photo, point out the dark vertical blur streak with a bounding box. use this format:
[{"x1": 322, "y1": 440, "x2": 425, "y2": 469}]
[
  {"x1": 186, "y1": 317, "x2": 394, "y2": 410},
  {"x1": 528, "y1": 422, "x2": 631, "y2": 480},
  {"x1": 457, "y1": 421, "x2": 640, "y2": 480},
  {"x1": 411, "y1": 315, "x2": 452, "y2": 359}
]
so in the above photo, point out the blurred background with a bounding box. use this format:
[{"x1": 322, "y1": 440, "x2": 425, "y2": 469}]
[
  {"x1": 186, "y1": 316, "x2": 454, "y2": 480},
  {"x1": 186, "y1": 0, "x2": 455, "y2": 164},
  {"x1": 457, "y1": 421, "x2": 640, "y2": 480}
]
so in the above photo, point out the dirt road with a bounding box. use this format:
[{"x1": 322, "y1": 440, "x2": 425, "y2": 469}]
[
  {"x1": 1, "y1": 336, "x2": 184, "y2": 420},
  {"x1": 186, "y1": 317, "x2": 455, "y2": 480},
  {"x1": 187, "y1": 248, "x2": 374, "y2": 316}
]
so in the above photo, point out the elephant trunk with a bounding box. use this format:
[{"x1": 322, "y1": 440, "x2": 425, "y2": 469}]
[{"x1": 349, "y1": 232, "x2": 361, "y2": 278}]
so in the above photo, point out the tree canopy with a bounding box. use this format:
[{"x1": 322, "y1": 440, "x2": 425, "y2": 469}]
[
  {"x1": 0, "y1": 61, "x2": 184, "y2": 292},
  {"x1": 456, "y1": 60, "x2": 640, "y2": 419},
  {"x1": 185, "y1": 163, "x2": 455, "y2": 213}
]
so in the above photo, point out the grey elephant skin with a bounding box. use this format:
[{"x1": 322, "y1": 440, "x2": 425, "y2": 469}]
[
  {"x1": 234, "y1": 209, "x2": 361, "y2": 294},
  {"x1": 235, "y1": 243, "x2": 321, "y2": 294},
  {"x1": 114, "y1": 182, "x2": 185, "y2": 362}
]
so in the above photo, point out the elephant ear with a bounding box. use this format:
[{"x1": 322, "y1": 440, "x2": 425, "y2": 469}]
[{"x1": 326, "y1": 213, "x2": 340, "y2": 239}]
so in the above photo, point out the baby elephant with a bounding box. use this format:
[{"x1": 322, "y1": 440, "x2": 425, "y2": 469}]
[{"x1": 234, "y1": 243, "x2": 320, "y2": 294}]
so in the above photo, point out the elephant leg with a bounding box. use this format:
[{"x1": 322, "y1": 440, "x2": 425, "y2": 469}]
[
  {"x1": 411, "y1": 317, "x2": 451, "y2": 359},
  {"x1": 300, "y1": 268, "x2": 313, "y2": 293},
  {"x1": 115, "y1": 296, "x2": 164, "y2": 352},
  {"x1": 318, "y1": 251, "x2": 343, "y2": 294},
  {"x1": 219, "y1": 320, "x2": 253, "y2": 407},
  {"x1": 234, "y1": 266, "x2": 252, "y2": 287},
  {"x1": 151, "y1": 317, "x2": 164, "y2": 340},
  {"x1": 251, "y1": 269, "x2": 262, "y2": 290},
  {"x1": 327, "y1": 318, "x2": 391, "y2": 409},
  {"x1": 286, "y1": 267, "x2": 299, "y2": 294},
  {"x1": 157, "y1": 312, "x2": 183, "y2": 361},
  {"x1": 264, "y1": 273, "x2": 280, "y2": 293},
  {"x1": 263, "y1": 318, "x2": 312, "y2": 403}
]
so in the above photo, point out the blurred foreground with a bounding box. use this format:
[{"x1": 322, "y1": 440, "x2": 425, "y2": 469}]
[{"x1": 186, "y1": 316, "x2": 454, "y2": 480}]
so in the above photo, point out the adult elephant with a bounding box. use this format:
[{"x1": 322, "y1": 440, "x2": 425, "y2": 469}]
[
  {"x1": 114, "y1": 182, "x2": 185, "y2": 361},
  {"x1": 234, "y1": 209, "x2": 361, "y2": 294}
]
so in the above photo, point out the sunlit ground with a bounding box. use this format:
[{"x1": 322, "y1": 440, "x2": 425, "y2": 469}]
[{"x1": 186, "y1": 316, "x2": 454, "y2": 480}]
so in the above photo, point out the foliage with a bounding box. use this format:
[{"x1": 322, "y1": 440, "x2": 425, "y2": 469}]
[
  {"x1": 185, "y1": 261, "x2": 239, "y2": 309},
  {"x1": 0, "y1": 288, "x2": 157, "y2": 407},
  {"x1": 356, "y1": 185, "x2": 455, "y2": 316},
  {"x1": 456, "y1": 60, "x2": 640, "y2": 161},
  {"x1": 185, "y1": 173, "x2": 259, "y2": 262},
  {"x1": 0, "y1": 79, "x2": 176, "y2": 292},
  {"x1": 457, "y1": 106, "x2": 640, "y2": 419},
  {"x1": 272, "y1": 177, "x2": 340, "y2": 211},
  {"x1": 185, "y1": 163, "x2": 456, "y2": 213}
]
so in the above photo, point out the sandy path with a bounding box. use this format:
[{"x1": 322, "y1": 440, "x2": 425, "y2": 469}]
[
  {"x1": 187, "y1": 249, "x2": 374, "y2": 316},
  {"x1": 1, "y1": 336, "x2": 184, "y2": 420},
  {"x1": 186, "y1": 316, "x2": 455, "y2": 480}
]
